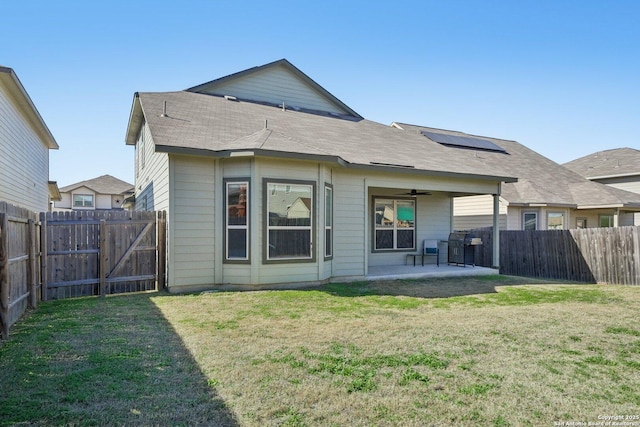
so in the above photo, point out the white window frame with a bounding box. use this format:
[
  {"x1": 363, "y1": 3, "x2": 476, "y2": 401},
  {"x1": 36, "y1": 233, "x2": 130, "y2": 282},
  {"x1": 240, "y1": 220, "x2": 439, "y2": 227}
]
[
  {"x1": 265, "y1": 180, "x2": 314, "y2": 262},
  {"x1": 373, "y1": 198, "x2": 416, "y2": 251},
  {"x1": 547, "y1": 212, "x2": 564, "y2": 230},
  {"x1": 599, "y1": 214, "x2": 614, "y2": 228},
  {"x1": 225, "y1": 180, "x2": 249, "y2": 262},
  {"x1": 325, "y1": 185, "x2": 333, "y2": 259},
  {"x1": 73, "y1": 194, "x2": 94, "y2": 208}
]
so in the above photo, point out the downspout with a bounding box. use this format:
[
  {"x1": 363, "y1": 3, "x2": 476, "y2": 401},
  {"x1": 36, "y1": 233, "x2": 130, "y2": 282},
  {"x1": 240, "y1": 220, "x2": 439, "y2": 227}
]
[{"x1": 492, "y1": 183, "x2": 501, "y2": 269}]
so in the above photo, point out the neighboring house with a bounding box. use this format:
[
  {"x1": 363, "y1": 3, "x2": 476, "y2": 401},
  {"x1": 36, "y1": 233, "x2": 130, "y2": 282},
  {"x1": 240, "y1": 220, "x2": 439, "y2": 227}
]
[
  {"x1": 0, "y1": 66, "x2": 60, "y2": 212},
  {"x1": 564, "y1": 148, "x2": 640, "y2": 226},
  {"x1": 54, "y1": 175, "x2": 134, "y2": 211},
  {"x1": 125, "y1": 59, "x2": 516, "y2": 291},
  {"x1": 391, "y1": 124, "x2": 640, "y2": 230}
]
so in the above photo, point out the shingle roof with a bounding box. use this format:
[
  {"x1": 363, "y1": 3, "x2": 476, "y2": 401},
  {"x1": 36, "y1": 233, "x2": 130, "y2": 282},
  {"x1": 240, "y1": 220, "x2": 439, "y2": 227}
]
[
  {"x1": 563, "y1": 148, "x2": 640, "y2": 179},
  {"x1": 59, "y1": 175, "x2": 134, "y2": 195},
  {"x1": 128, "y1": 91, "x2": 516, "y2": 183},
  {"x1": 393, "y1": 123, "x2": 640, "y2": 209}
]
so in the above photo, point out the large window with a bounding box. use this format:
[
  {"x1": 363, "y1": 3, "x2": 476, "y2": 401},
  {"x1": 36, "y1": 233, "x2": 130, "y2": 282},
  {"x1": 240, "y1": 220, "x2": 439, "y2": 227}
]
[
  {"x1": 374, "y1": 198, "x2": 415, "y2": 251},
  {"x1": 73, "y1": 194, "x2": 94, "y2": 208},
  {"x1": 325, "y1": 185, "x2": 333, "y2": 259},
  {"x1": 523, "y1": 212, "x2": 537, "y2": 230},
  {"x1": 547, "y1": 212, "x2": 564, "y2": 230},
  {"x1": 600, "y1": 214, "x2": 614, "y2": 228},
  {"x1": 266, "y1": 180, "x2": 314, "y2": 261},
  {"x1": 225, "y1": 181, "x2": 249, "y2": 261}
]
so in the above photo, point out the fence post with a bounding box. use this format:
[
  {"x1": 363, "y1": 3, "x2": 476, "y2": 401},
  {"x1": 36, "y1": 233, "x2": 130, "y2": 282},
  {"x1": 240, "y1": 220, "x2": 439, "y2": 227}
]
[
  {"x1": 40, "y1": 212, "x2": 48, "y2": 301},
  {"x1": 1, "y1": 214, "x2": 9, "y2": 339},
  {"x1": 157, "y1": 211, "x2": 167, "y2": 291},
  {"x1": 100, "y1": 219, "x2": 107, "y2": 297},
  {"x1": 28, "y1": 219, "x2": 37, "y2": 309}
]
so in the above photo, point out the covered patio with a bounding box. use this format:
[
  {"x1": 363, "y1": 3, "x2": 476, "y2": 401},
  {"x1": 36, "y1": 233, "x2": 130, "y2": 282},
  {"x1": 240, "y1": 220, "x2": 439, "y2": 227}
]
[{"x1": 367, "y1": 263, "x2": 498, "y2": 281}]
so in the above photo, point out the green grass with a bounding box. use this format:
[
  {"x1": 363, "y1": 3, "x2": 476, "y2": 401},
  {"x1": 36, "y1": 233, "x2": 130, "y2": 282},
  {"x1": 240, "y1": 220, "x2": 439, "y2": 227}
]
[{"x1": 2, "y1": 277, "x2": 640, "y2": 426}]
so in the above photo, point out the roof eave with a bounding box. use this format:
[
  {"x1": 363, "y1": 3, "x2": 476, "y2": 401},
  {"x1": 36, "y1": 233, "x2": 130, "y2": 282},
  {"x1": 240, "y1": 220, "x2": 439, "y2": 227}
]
[
  {"x1": 125, "y1": 93, "x2": 143, "y2": 146},
  {"x1": 0, "y1": 66, "x2": 59, "y2": 149},
  {"x1": 155, "y1": 145, "x2": 517, "y2": 183},
  {"x1": 587, "y1": 172, "x2": 640, "y2": 180}
]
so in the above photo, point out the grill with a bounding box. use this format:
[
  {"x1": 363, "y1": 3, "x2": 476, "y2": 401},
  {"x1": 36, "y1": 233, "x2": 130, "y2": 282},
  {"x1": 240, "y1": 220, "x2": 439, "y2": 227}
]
[{"x1": 447, "y1": 232, "x2": 482, "y2": 267}]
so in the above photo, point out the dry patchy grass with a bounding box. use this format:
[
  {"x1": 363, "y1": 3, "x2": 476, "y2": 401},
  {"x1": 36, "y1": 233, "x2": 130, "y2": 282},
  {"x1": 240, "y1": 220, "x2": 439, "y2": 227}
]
[
  {"x1": 151, "y1": 277, "x2": 640, "y2": 426},
  {"x1": 2, "y1": 275, "x2": 640, "y2": 426}
]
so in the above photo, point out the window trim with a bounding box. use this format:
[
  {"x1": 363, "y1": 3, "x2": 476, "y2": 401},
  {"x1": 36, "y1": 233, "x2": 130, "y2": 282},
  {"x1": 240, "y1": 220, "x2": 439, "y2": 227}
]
[
  {"x1": 263, "y1": 179, "x2": 316, "y2": 264},
  {"x1": 324, "y1": 183, "x2": 333, "y2": 260},
  {"x1": 546, "y1": 211, "x2": 565, "y2": 230},
  {"x1": 372, "y1": 196, "x2": 416, "y2": 252},
  {"x1": 523, "y1": 211, "x2": 537, "y2": 230},
  {"x1": 73, "y1": 193, "x2": 94, "y2": 208},
  {"x1": 599, "y1": 214, "x2": 614, "y2": 228},
  {"x1": 224, "y1": 178, "x2": 250, "y2": 263}
]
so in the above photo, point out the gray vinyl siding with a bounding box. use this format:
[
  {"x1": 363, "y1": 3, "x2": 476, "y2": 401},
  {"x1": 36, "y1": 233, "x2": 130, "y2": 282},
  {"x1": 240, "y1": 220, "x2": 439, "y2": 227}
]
[
  {"x1": 453, "y1": 195, "x2": 508, "y2": 230},
  {"x1": 135, "y1": 122, "x2": 169, "y2": 212},
  {"x1": 594, "y1": 175, "x2": 640, "y2": 195},
  {"x1": 0, "y1": 82, "x2": 50, "y2": 212},
  {"x1": 332, "y1": 170, "x2": 367, "y2": 278},
  {"x1": 199, "y1": 65, "x2": 346, "y2": 115},
  {"x1": 169, "y1": 155, "x2": 215, "y2": 288}
]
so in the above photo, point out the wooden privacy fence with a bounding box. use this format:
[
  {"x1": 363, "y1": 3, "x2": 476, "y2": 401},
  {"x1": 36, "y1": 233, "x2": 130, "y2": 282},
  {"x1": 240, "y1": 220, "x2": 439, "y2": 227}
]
[
  {"x1": 0, "y1": 203, "x2": 40, "y2": 340},
  {"x1": 1, "y1": 205, "x2": 167, "y2": 339},
  {"x1": 471, "y1": 226, "x2": 640, "y2": 285},
  {"x1": 42, "y1": 210, "x2": 166, "y2": 300}
]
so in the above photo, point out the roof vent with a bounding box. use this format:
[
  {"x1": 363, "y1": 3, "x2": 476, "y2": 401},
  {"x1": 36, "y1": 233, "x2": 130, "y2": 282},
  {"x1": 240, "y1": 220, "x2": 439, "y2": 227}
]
[{"x1": 160, "y1": 100, "x2": 168, "y2": 118}]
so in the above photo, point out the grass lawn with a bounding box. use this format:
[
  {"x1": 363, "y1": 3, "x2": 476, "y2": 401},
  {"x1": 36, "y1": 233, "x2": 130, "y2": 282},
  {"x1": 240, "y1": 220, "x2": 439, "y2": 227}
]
[{"x1": 2, "y1": 275, "x2": 640, "y2": 426}]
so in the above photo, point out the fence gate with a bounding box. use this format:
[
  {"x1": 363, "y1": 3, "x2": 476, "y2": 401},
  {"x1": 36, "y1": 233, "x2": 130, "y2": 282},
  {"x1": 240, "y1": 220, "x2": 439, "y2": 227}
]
[{"x1": 41, "y1": 210, "x2": 166, "y2": 300}]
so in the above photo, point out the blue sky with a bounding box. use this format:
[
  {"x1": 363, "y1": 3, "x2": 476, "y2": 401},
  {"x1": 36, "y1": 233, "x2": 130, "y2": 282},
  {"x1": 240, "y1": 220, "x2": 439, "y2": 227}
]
[{"x1": 3, "y1": 1, "x2": 639, "y2": 187}]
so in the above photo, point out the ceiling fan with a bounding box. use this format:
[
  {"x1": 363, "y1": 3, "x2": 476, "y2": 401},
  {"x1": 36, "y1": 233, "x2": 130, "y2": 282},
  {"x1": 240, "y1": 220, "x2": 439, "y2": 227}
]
[{"x1": 396, "y1": 189, "x2": 432, "y2": 197}]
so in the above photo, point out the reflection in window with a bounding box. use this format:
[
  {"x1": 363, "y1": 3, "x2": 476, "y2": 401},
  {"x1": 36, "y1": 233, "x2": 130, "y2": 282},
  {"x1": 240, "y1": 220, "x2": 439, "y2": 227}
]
[
  {"x1": 73, "y1": 194, "x2": 94, "y2": 208},
  {"x1": 374, "y1": 198, "x2": 415, "y2": 250},
  {"x1": 226, "y1": 182, "x2": 248, "y2": 260},
  {"x1": 325, "y1": 186, "x2": 333, "y2": 258},
  {"x1": 267, "y1": 182, "x2": 313, "y2": 260},
  {"x1": 547, "y1": 212, "x2": 564, "y2": 230},
  {"x1": 523, "y1": 212, "x2": 537, "y2": 230},
  {"x1": 600, "y1": 215, "x2": 614, "y2": 228}
]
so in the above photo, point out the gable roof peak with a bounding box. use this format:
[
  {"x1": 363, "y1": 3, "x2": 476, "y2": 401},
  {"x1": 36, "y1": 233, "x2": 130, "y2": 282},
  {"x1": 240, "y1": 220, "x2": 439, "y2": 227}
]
[{"x1": 186, "y1": 59, "x2": 362, "y2": 120}]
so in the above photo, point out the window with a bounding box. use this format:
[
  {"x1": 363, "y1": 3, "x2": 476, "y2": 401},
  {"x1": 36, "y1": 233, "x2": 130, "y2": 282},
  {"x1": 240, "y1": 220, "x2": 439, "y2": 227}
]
[
  {"x1": 523, "y1": 212, "x2": 537, "y2": 230},
  {"x1": 325, "y1": 185, "x2": 333, "y2": 259},
  {"x1": 576, "y1": 218, "x2": 587, "y2": 229},
  {"x1": 73, "y1": 194, "x2": 94, "y2": 208},
  {"x1": 140, "y1": 124, "x2": 146, "y2": 170},
  {"x1": 266, "y1": 181, "x2": 314, "y2": 260},
  {"x1": 600, "y1": 214, "x2": 614, "y2": 228},
  {"x1": 225, "y1": 181, "x2": 249, "y2": 261},
  {"x1": 547, "y1": 212, "x2": 564, "y2": 230},
  {"x1": 374, "y1": 198, "x2": 415, "y2": 251}
]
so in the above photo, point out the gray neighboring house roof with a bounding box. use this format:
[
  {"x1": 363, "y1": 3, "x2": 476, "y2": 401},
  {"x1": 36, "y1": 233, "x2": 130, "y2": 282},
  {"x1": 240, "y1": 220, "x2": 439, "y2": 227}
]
[
  {"x1": 59, "y1": 175, "x2": 134, "y2": 195},
  {"x1": 563, "y1": 148, "x2": 640, "y2": 180},
  {"x1": 125, "y1": 91, "x2": 516, "y2": 184},
  {"x1": 392, "y1": 123, "x2": 640, "y2": 210}
]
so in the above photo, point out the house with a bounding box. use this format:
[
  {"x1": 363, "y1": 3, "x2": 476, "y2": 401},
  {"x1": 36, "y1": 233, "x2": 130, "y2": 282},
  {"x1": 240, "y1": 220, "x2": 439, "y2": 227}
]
[
  {"x1": 0, "y1": 66, "x2": 60, "y2": 212},
  {"x1": 125, "y1": 59, "x2": 517, "y2": 291},
  {"x1": 392, "y1": 124, "x2": 640, "y2": 230},
  {"x1": 54, "y1": 175, "x2": 134, "y2": 211},
  {"x1": 563, "y1": 148, "x2": 640, "y2": 226}
]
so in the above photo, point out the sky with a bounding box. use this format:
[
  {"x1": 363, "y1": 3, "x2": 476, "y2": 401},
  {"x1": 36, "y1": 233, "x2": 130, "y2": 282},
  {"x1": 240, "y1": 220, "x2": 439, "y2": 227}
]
[{"x1": 2, "y1": 1, "x2": 639, "y2": 187}]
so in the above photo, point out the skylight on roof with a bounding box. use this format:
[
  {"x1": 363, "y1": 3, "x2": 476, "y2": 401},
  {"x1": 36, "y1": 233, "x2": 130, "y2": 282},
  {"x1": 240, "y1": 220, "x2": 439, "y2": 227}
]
[{"x1": 420, "y1": 130, "x2": 507, "y2": 153}]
